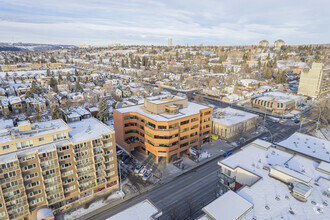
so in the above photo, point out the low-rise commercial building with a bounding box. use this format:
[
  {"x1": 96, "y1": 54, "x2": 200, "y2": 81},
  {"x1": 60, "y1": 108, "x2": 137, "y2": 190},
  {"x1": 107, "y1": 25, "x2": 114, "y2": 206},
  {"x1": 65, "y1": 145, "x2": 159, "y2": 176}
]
[
  {"x1": 0, "y1": 118, "x2": 118, "y2": 219},
  {"x1": 251, "y1": 92, "x2": 305, "y2": 113},
  {"x1": 199, "y1": 138, "x2": 330, "y2": 219},
  {"x1": 212, "y1": 108, "x2": 259, "y2": 140},
  {"x1": 114, "y1": 95, "x2": 213, "y2": 163}
]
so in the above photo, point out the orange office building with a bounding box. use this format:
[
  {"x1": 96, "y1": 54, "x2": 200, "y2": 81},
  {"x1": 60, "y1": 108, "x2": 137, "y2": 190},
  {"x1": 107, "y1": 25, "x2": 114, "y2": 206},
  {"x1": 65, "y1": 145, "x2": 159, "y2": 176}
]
[{"x1": 113, "y1": 95, "x2": 213, "y2": 163}]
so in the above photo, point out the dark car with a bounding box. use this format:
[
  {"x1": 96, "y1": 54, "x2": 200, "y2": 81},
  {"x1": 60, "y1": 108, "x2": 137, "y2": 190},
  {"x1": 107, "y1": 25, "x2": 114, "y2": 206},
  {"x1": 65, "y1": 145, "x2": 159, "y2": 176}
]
[
  {"x1": 224, "y1": 152, "x2": 232, "y2": 157},
  {"x1": 294, "y1": 120, "x2": 300, "y2": 123}
]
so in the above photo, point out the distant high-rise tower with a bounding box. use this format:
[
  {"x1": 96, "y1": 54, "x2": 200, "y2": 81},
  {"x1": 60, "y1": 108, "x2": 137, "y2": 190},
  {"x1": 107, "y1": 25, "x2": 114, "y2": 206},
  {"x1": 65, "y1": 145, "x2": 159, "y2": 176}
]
[
  {"x1": 168, "y1": 38, "x2": 173, "y2": 47},
  {"x1": 298, "y1": 62, "x2": 329, "y2": 98}
]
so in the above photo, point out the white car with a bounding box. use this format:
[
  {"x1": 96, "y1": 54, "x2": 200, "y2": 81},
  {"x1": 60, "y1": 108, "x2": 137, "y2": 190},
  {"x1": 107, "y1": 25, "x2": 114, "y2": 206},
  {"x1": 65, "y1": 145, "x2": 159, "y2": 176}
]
[
  {"x1": 139, "y1": 168, "x2": 147, "y2": 176},
  {"x1": 142, "y1": 171, "x2": 153, "y2": 181},
  {"x1": 116, "y1": 150, "x2": 123, "y2": 156}
]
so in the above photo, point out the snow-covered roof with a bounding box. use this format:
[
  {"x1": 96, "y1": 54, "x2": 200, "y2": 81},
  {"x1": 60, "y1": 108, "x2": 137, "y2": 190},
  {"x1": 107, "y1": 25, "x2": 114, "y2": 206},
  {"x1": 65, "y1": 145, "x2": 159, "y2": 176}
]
[
  {"x1": 8, "y1": 96, "x2": 22, "y2": 104},
  {"x1": 0, "y1": 119, "x2": 71, "y2": 145},
  {"x1": 107, "y1": 200, "x2": 162, "y2": 220},
  {"x1": 0, "y1": 119, "x2": 14, "y2": 130},
  {"x1": 69, "y1": 118, "x2": 114, "y2": 143},
  {"x1": 115, "y1": 102, "x2": 210, "y2": 122},
  {"x1": 278, "y1": 132, "x2": 330, "y2": 162},
  {"x1": 213, "y1": 107, "x2": 258, "y2": 126},
  {"x1": 217, "y1": 141, "x2": 330, "y2": 220},
  {"x1": 202, "y1": 190, "x2": 253, "y2": 220},
  {"x1": 37, "y1": 208, "x2": 54, "y2": 220}
]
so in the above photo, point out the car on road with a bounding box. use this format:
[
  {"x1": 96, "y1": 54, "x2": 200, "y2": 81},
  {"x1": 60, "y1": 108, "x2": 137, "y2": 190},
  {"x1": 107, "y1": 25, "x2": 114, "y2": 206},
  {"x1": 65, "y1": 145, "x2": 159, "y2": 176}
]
[
  {"x1": 260, "y1": 137, "x2": 268, "y2": 141},
  {"x1": 134, "y1": 165, "x2": 143, "y2": 174},
  {"x1": 142, "y1": 170, "x2": 153, "y2": 181},
  {"x1": 224, "y1": 152, "x2": 232, "y2": 157},
  {"x1": 139, "y1": 168, "x2": 148, "y2": 176},
  {"x1": 294, "y1": 119, "x2": 300, "y2": 123}
]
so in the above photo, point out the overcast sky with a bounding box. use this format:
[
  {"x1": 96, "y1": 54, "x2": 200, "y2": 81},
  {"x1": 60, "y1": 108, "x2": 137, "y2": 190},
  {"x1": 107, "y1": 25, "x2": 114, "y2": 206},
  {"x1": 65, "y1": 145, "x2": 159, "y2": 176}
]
[{"x1": 0, "y1": 0, "x2": 329, "y2": 46}]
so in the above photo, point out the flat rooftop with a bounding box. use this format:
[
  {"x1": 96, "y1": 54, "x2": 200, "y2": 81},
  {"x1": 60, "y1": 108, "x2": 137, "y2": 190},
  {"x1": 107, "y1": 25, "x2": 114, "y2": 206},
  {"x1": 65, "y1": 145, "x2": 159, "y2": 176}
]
[
  {"x1": 115, "y1": 101, "x2": 210, "y2": 122},
  {"x1": 69, "y1": 117, "x2": 114, "y2": 144},
  {"x1": 0, "y1": 119, "x2": 71, "y2": 146},
  {"x1": 278, "y1": 132, "x2": 330, "y2": 162},
  {"x1": 107, "y1": 200, "x2": 162, "y2": 220},
  {"x1": 217, "y1": 140, "x2": 330, "y2": 219},
  {"x1": 213, "y1": 107, "x2": 258, "y2": 126},
  {"x1": 202, "y1": 190, "x2": 253, "y2": 220}
]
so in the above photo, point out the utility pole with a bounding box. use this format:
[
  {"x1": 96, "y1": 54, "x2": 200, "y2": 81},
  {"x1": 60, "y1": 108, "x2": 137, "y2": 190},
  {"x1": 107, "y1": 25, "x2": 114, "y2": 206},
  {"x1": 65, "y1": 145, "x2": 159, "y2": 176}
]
[
  {"x1": 316, "y1": 107, "x2": 321, "y2": 131},
  {"x1": 118, "y1": 161, "x2": 124, "y2": 199}
]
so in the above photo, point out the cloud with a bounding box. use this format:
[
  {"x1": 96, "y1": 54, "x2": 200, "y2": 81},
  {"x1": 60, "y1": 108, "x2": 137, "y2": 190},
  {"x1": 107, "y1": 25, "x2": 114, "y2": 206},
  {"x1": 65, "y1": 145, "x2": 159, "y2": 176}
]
[{"x1": 0, "y1": 0, "x2": 329, "y2": 45}]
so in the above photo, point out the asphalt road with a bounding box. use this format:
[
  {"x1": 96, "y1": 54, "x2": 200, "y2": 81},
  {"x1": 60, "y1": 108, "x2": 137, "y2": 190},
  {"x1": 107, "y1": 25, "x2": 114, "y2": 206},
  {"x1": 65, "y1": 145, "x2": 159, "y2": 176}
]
[{"x1": 80, "y1": 153, "x2": 223, "y2": 220}]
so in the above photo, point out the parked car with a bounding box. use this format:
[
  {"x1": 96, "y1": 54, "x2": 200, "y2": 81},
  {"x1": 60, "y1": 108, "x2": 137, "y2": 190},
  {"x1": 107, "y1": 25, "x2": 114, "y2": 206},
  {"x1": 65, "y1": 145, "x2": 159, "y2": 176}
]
[
  {"x1": 117, "y1": 150, "x2": 123, "y2": 156},
  {"x1": 224, "y1": 152, "x2": 232, "y2": 157},
  {"x1": 139, "y1": 168, "x2": 148, "y2": 176},
  {"x1": 121, "y1": 154, "x2": 129, "y2": 161},
  {"x1": 142, "y1": 170, "x2": 153, "y2": 181},
  {"x1": 294, "y1": 119, "x2": 300, "y2": 123},
  {"x1": 261, "y1": 137, "x2": 268, "y2": 141},
  {"x1": 124, "y1": 157, "x2": 131, "y2": 164},
  {"x1": 134, "y1": 165, "x2": 143, "y2": 174}
]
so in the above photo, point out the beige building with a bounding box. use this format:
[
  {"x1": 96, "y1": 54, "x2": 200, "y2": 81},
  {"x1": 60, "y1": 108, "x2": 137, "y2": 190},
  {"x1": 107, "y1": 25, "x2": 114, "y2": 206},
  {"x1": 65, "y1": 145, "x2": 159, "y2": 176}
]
[
  {"x1": 212, "y1": 108, "x2": 259, "y2": 140},
  {"x1": 274, "y1": 39, "x2": 285, "y2": 48},
  {"x1": 0, "y1": 118, "x2": 118, "y2": 220},
  {"x1": 114, "y1": 95, "x2": 212, "y2": 163},
  {"x1": 259, "y1": 40, "x2": 269, "y2": 47},
  {"x1": 298, "y1": 62, "x2": 329, "y2": 98}
]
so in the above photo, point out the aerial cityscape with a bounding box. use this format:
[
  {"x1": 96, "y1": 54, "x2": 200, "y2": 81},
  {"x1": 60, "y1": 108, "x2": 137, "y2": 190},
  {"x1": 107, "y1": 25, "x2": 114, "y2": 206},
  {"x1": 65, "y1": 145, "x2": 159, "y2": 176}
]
[{"x1": 0, "y1": 1, "x2": 329, "y2": 220}]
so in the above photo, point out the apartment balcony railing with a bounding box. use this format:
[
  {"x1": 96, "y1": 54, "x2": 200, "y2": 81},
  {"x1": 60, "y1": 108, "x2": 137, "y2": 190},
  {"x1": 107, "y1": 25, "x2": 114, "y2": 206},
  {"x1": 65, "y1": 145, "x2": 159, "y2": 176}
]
[
  {"x1": 78, "y1": 169, "x2": 94, "y2": 177},
  {"x1": 43, "y1": 172, "x2": 60, "y2": 180},
  {"x1": 2, "y1": 184, "x2": 23, "y2": 194},
  {"x1": 76, "y1": 161, "x2": 93, "y2": 169},
  {"x1": 75, "y1": 154, "x2": 92, "y2": 161},
  {"x1": 80, "y1": 183, "x2": 96, "y2": 192},
  {"x1": 40, "y1": 156, "x2": 56, "y2": 163},
  {"x1": 0, "y1": 175, "x2": 21, "y2": 184},
  {"x1": 45, "y1": 181, "x2": 60, "y2": 188},
  {"x1": 46, "y1": 187, "x2": 63, "y2": 196},
  {"x1": 5, "y1": 192, "x2": 25, "y2": 202},
  {"x1": 79, "y1": 176, "x2": 95, "y2": 185},
  {"x1": 41, "y1": 163, "x2": 57, "y2": 172},
  {"x1": 0, "y1": 165, "x2": 19, "y2": 174},
  {"x1": 6, "y1": 200, "x2": 28, "y2": 212},
  {"x1": 9, "y1": 209, "x2": 29, "y2": 219},
  {"x1": 48, "y1": 196, "x2": 64, "y2": 205}
]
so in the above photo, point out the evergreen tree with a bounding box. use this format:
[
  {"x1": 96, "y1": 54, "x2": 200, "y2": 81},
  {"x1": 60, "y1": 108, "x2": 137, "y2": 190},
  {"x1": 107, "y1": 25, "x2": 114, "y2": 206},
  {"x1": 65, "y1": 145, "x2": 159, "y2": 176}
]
[
  {"x1": 49, "y1": 77, "x2": 57, "y2": 89},
  {"x1": 66, "y1": 72, "x2": 71, "y2": 81},
  {"x1": 58, "y1": 73, "x2": 63, "y2": 83},
  {"x1": 31, "y1": 81, "x2": 41, "y2": 94},
  {"x1": 75, "y1": 68, "x2": 78, "y2": 76},
  {"x1": 5, "y1": 72, "x2": 9, "y2": 81},
  {"x1": 98, "y1": 98, "x2": 109, "y2": 122},
  {"x1": 46, "y1": 69, "x2": 51, "y2": 76},
  {"x1": 233, "y1": 82, "x2": 240, "y2": 95},
  {"x1": 52, "y1": 105, "x2": 62, "y2": 120},
  {"x1": 264, "y1": 68, "x2": 272, "y2": 79},
  {"x1": 74, "y1": 79, "x2": 83, "y2": 92}
]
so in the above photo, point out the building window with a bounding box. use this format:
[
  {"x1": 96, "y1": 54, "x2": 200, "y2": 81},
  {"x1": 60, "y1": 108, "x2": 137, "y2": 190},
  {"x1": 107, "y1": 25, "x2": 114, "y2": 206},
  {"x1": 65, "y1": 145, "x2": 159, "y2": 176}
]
[
  {"x1": 38, "y1": 137, "x2": 45, "y2": 142},
  {"x1": 2, "y1": 145, "x2": 9, "y2": 150},
  {"x1": 31, "y1": 197, "x2": 43, "y2": 205},
  {"x1": 22, "y1": 154, "x2": 35, "y2": 161},
  {"x1": 0, "y1": 212, "x2": 5, "y2": 218},
  {"x1": 65, "y1": 185, "x2": 76, "y2": 192}
]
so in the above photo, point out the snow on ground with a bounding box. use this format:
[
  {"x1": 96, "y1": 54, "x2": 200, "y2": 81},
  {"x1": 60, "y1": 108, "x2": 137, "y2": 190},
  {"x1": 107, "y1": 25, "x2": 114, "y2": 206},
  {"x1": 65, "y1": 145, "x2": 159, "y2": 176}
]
[
  {"x1": 64, "y1": 200, "x2": 107, "y2": 220},
  {"x1": 63, "y1": 191, "x2": 124, "y2": 220},
  {"x1": 198, "y1": 151, "x2": 211, "y2": 161}
]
